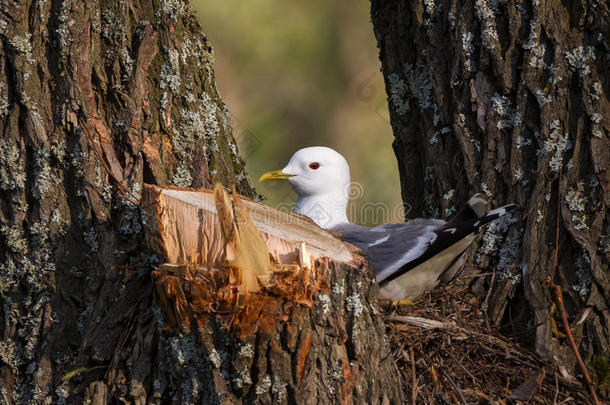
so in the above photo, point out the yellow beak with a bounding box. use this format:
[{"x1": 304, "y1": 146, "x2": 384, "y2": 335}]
[{"x1": 258, "y1": 169, "x2": 294, "y2": 182}]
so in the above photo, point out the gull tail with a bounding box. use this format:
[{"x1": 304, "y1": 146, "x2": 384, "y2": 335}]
[
  {"x1": 440, "y1": 193, "x2": 488, "y2": 229},
  {"x1": 379, "y1": 201, "x2": 516, "y2": 287}
]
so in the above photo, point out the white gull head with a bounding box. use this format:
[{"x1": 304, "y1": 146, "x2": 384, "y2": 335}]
[{"x1": 259, "y1": 146, "x2": 351, "y2": 228}]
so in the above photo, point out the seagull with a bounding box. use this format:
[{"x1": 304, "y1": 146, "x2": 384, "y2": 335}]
[{"x1": 259, "y1": 146, "x2": 515, "y2": 301}]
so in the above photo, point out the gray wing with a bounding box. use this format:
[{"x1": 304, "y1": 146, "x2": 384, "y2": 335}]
[{"x1": 331, "y1": 219, "x2": 445, "y2": 282}]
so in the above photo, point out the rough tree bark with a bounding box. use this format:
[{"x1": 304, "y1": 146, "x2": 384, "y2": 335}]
[
  {"x1": 371, "y1": 0, "x2": 609, "y2": 383},
  {"x1": 0, "y1": 0, "x2": 401, "y2": 403}
]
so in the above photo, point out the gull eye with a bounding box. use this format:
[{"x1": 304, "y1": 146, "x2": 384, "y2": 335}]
[{"x1": 309, "y1": 162, "x2": 320, "y2": 170}]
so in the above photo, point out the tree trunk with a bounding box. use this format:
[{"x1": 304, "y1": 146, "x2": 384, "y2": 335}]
[
  {"x1": 371, "y1": 0, "x2": 609, "y2": 383},
  {"x1": 0, "y1": 0, "x2": 402, "y2": 403}
]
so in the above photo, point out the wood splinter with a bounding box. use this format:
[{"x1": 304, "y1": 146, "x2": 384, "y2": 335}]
[
  {"x1": 214, "y1": 184, "x2": 271, "y2": 293},
  {"x1": 144, "y1": 183, "x2": 364, "y2": 333}
]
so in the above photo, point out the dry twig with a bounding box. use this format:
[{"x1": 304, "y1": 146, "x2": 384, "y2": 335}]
[
  {"x1": 546, "y1": 277, "x2": 601, "y2": 405},
  {"x1": 410, "y1": 347, "x2": 418, "y2": 405}
]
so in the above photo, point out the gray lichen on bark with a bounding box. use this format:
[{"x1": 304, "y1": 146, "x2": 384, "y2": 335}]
[
  {"x1": 371, "y1": 0, "x2": 609, "y2": 375},
  {"x1": 0, "y1": 0, "x2": 252, "y2": 402},
  {"x1": 0, "y1": 0, "x2": 402, "y2": 403}
]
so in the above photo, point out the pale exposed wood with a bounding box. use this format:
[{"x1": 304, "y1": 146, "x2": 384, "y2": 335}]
[
  {"x1": 142, "y1": 184, "x2": 357, "y2": 270},
  {"x1": 213, "y1": 184, "x2": 271, "y2": 293},
  {"x1": 298, "y1": 242, "x2": 312, "y2": 269}
]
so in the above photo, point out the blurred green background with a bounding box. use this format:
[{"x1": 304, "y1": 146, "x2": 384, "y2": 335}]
[{"x1": 192, "y1": 0, "x2": 403, "y2": 225}]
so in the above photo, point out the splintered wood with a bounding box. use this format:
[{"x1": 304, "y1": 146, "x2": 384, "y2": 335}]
[
  {"x1": 143, "y1": 183, "x2": 354, "y2": 336},
  {"x1": 213, "y1": 184, "x2": 271, "y2": 293},
  {"x1": 142, "y1": 183, "x2": 355, "y2": 267},
  {"x1": 152, "y1": 259, "x2": 329, "y2": 338}
]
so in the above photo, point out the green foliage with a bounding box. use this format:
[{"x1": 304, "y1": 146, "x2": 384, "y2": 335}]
[{"x1": 192, "y1": 0, "x2": 403, "y2": 225}]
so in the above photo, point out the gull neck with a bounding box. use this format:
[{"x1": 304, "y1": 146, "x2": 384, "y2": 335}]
[{"x1": 294, "y1": 192, "x2": 349, "y2": 228}]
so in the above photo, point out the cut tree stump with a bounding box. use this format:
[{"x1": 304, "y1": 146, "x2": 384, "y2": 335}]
[{"x1": 141, "y1": 183, "x2": 403, "y2": 403}]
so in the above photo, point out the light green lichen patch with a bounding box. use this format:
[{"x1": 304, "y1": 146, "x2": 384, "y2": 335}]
[
  {"x1": 496, "y1": 230, "x2": 522, "y2": 284},
  {"x1": 317, "y1": 293, "x2": 331, "y2": 315},
  {"x1": 403, "y1": 62, "x2": 433, "y2": 110},
  {"x1": 233, "y1": 368, "x2": 252, "y2": 389},
  {"x1": 91, "y1": 9, "x2": 101, "y2": 33},
  {"x1": 523, "y1": 20, "x2": 538, "y2": 50},
  {"x1": 535, "y1": 89, "x2": 552, "y2": 106},
  {"x1": 536, "y1": 120, "x2": 571, "y2": 172},
  {"x1": 101, "y1": 9, "x2": 123, "y2": 42},
  {"x1": 51, "y1": 208, "x2": 69, "y2": 236},
  {"x1": 9, "y1": 34, "x2": 35, "y2": 64},
  {"x1": 94, "y1": 165, "x2": 113, "y2": 203},
  {"x1": 208, "y1": 347, "x2": 221, "y2": 368},
  {"x1": 477, "y1": 212, "x2": 517, "y2": 264},
  {"x1": 491, "y1": 94, "x2": 521, "y2": 129},
  {"x1": 0, "y1": 216, "x2": 56, "y2": 402},
  {"x1": 172, "y1": 162, "x2": 193, "y2": 187},
  {"x1": 572, "y1": 251, "x2": 591, "y2": 299},
  {"x1": 156, "y1": 0, "x2": 187, "y2": 23},
  {"x1": 271, "y1": 376, "x2": 287, "y2": 401},
  {"x1": 1, "y1": 225, "x2": 28, "y2": 255},
  {"x1": 118, "y1": 207, "x2": 143, "y2": 235},
  {"x1": 0, "y1": 339, "x2": 19, "y2": 368},
  {"x1": 56, "y1": 1, "x2": 73, "y2": 55},
  {"x1": 255, "y1": 375, "x2": 272, "y2": 395},
  {"x1": 0, "y1": 81, "x2": 8, "y2": 116},
  {"x1": 529, "y1": 44, "x2": 546, "y2": 69},
  {"x1": 160, "y1": 47, "x2": 181, "y2": 94},
  {"x1": 70, "y1": 143, "x2": 88, "y2": 179},
  {"x1": 462, "y1": 32, "x2": 475, "y2": 73},
  {"x1": 474, "y1": 0, "x2": 499, "y2": 51},
  {"x1": 345, "y1": 292, "x2": 363, "y2": 317},
  {"x1": 50, "y1": 139, "x2": 66, "y2": 162},
  {"x1": 545, "y1": 64, "x2": 562, "y2": 85},
  {"x1": 119, "y1": 47, "x2": 134, "y2": 82},
  {"x1": 515, "y1": 133, "x2": 532, "y2": 149},
  {"x1": 135, "y1": 20, "x2": 149, "y2": 40},
  {"x1": 388, "y1": 73, "x2": 408, "y2": 115},
  {"x1": 513, "y1": 168, "x2": 523, "y2": 182},
  {"x1": 55, "y1": 382, "x2": 70, "y2": 405},
  {"x1": 565, "y1": 182, "x2": 587, "y2": 212},
  {"x1": 590, "y1": 82, "x2": 603, "y2": 102},
  {"x1": 590, "y1": 112, "x2": 602, "y2": 124},
  {"x1": 83, "y1": 228, "x2": 100, "y2": 252},
  {"x1": 0, "y1": 139, "x2": 26, "y2": 191},
  {"x1": 180, "y1": 37, "x2": 205, "y2": 68},
  {"x1": 238, "y1": 343, "x2": 254, "y2": 358},
  {"x1": 32, "y1": 148, "x2": 54, "y2": 199},
  {"x1": 169, "y1": 90, "x2": 222, "y2": 185},
  {"x1": 565, "y1": 46, "x2": 596, "y2": 76},
  {"x1": 161, "y1": 334, "x2": 211, "y2": 404},
  {"x1": 331, "y1": 282, "x2": 345, "y2": 296}
]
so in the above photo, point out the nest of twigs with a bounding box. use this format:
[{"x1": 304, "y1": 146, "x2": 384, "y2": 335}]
[{"x1": 383, "y1": 283, "x2": 592, "y2": 404}]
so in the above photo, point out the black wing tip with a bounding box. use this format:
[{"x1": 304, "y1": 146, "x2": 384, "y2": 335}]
[
  {"x1": 493, "y1": 202, "x2": 518, "y2": 215},
  {"x1": 471, "y1": 202, "x2": 517, "y2": 228},
  {"x1": 378, "y1": 202, "x2": 518, "y2": 287}
]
